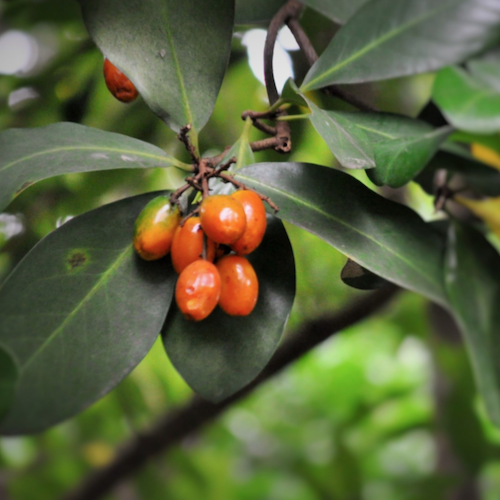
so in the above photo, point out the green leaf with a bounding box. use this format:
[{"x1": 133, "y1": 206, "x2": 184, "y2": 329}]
[
  {"x1": 0, "y1": 193, "x2": 176, "y2": 434},
  {"x1": 0, "y1": 122, "x2": 188, "y2": 213},
  {"x1": 224, "y1": 117, "x2": 255, "y2": 171},
  {"x1": 416, "y1": 143, "x2": 500, "y2": 197},
  {"x1": 163, "y1": 216, "x2": 295, "y2": 402},
  {"x1": 301, "y1": 0, "x2": 369, "y2": 23},
  {"x1": 367, "y1": 127, "x2": 453, "y2": 187},
  {"x1": 308, "y1": 103, "x2": 376, "y2": 169},
  {"x1": 341, "y1": 259, "x2": 389, "y2": 290},
  {"x1": 301, "y1": 0, "x2": 500, "y2": 90},
  {"x1": 236, "y1": 162, "x2": 447, "y2": 305},
  {"x1": 79, "y1": 0, "x2": 234, "y2": 133},
  {"x1": 468, "y1": 60, "x2": 500, "y2": 92},
  {"x1": 433, "y1": 66, "x2": 500, "y2": 134},
  {"x1": 235, "y1": 0, "x2": 286, "y2": 23},
  {"x1": 283, "y1": 80, "x2": 375, "y2": 169},
  {"x1": 445, "y1": 222, "x2": 500, "y2": 426},
  {"x1": 0, "y1": 348, "x2": 17, "y2": 422},
  {"x1": 325, "y1": 111, "x2": 452, "y2": 186}
]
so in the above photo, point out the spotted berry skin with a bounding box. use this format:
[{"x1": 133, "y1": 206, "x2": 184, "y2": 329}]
[
  {"x1": 133, "y1": 197, "x2": 180, "y2": 261},
  {"x1": 103, "y1": 59, "x2": 139, "y2": 103},
  {"x1": 176, "y1": 260, "x2": 221, "y2": 321},
  {"x1": 199, "y1": 195, "x2": 247, "y2": 245},
  {"x1": 171, "y1": 217, "x2": 216, "y2": 274},
  {"x1": 216, "y1": 255, "x2": 258, "y2": 316},
  {"x1": 230, "y1": 190, "x2": 267, "y2": 255}
]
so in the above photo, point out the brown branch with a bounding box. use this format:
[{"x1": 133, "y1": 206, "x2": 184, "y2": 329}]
[
  {"x1": 178, "y1": 125, "x2": 199, "y2": 164},
  {"x1": 264, "y1": 0, "x2": 304, "y2": 105},
  {"x1": 62, "y1": 285, "x2": 399, "y2": 500}
]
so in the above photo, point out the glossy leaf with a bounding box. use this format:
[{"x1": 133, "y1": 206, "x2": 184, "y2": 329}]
[
  {"x1": 0, "y1": 193, "x2": 176, "y2": 434},
  {"x1": 367, "y1": 127, "x2": 453, "y2": 187},
  {"x1": 163, "y1": 216, "x2": 295, "y2": 402},
  {"x1": 79, "y1": 0, "x2": 235, "y2": 132},
  {"x1": 341, "y1": 259, "x2": 389, "y2": 290},
  {"x1": 321, "y1": 110, "x2": 452, "y2": 186},
  {"x1": 308, "y1": 103, "x2": 376, "y2": 169},
  {"x1": 416, "y1": 143, "x2": 500, "y2": 197},
  {"x1": 433, "y1": 66, "x2": 500, "y2": 134},
  {"x1": 236, "y1": 162, "x2": 447, "y2": 305},
  {"x1": 0, "y1": 122, "x2": 187, "y2": 213},
  {"x1": 235, "y1": 0, "x2": 286, "y2": 23},
  {"x1": 301, "y1": 0, "x2": 369, "y2": 23},
  {"x1": 283, "y1": 80, "x2": 375, "y2": 169},
  {"x1": 445, "y1": 222, "x2": 500, "y2": 426},
  {"x1": 302, "y1": 0, "x2": 500, "y2": 90},
  {"x1": 0, "y1": 348, "x2": 17, "y2": 422},
  {"x1": 469, "y1": 60, "x2": 500, "y2": 92}
]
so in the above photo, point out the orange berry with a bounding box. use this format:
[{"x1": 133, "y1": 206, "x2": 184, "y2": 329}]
[
  {"x1": 171, "y1": 217, "x2": 216, "y2": 274},
  {"x1": 230, "y1": 190, "x2": 267, "y2": 255},
  {"x1": 133, "y1": 196, "x2": 180, "y2": 260},
  {"x1": 176, "y1": 260, "x2": 221, "y2": 321},
  {"x1": 200, "y1": 195, "x2": 247, "y2": 245},
  {"x1": 103, "y1": 58, "x2": 139, "y2": 103},
  {"x1": 216, "y1": 256, "x2": 258, "y2": 316}
]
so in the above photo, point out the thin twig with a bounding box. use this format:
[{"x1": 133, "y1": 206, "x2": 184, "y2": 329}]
[
  {"x1": 264, "y1": 0, "x2": 304, "y2": 106},
  {"x1": 178, "y1": 125, "x2": 199, "y2": 165},
  {"x1": 62, "y1": 286, "x2": 399, "y2": 500}
]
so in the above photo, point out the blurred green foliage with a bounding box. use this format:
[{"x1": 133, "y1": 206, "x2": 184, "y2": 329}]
[{"x1": 1, "y1": 1, "x2": 499, "y2": 498}]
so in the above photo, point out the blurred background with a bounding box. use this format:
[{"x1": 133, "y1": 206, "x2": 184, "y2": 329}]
[{"x1": 1, "y1": 1, "x2": 500, "y2": 499}]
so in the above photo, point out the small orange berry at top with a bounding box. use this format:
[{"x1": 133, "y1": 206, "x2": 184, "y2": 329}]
[
  {"x1": 103, "y1": 58, "x2": 139, "y2": 103},
  {"x1": 134, "y1": 196, "x2": 180, "y2": 261},
  {"x1": 171, "y1": 217, "x2": 216, "y2": 274},
  {"x1": 230, "y1": 190, "x2": 267, "y2": 255},
  {"x1": 200, "y1": 195, "x2": 247, "y2": 245},
  {"x1": 176, "y1": 260, "x2": 221, "y2": 321},
  {"x1": 216, "y1": 255, "x2": 258, "y2": 316}
]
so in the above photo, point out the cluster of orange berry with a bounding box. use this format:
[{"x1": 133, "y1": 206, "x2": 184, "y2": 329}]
[{"x1": 133, "y1": 191, "x2": 267, "y2": 321}]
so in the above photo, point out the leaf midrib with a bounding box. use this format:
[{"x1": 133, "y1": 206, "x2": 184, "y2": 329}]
[
  {"x1": 237, "y1": 173, "x2": 444, "y2": 300},
  {"x1": 162, "y1": 2, "x2": 194, "y2": 128},
  {"x1": 303, "y1": 0, "x2": 454, "y2": 89},
  {"x1": 19, "y1": 245, "x2": 132, "y2": 373},
  {"x1": 0, "y1": 145, "x2": 177, "y2": 174}
]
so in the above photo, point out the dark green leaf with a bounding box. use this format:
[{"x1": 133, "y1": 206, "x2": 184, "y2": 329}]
[
  {"x1": 329, "y1": 111, "x2": 452, "y2": 185},
  {"x1": 416, "y1": 143, "x2": 500, "y2": 197},
  {"x1": 445, "y1": 222, "x2": 500, "y2": 426},
  {"x1": 341, "y1": 259, "x2": 389, "y2": 290},
  {"x1": 163, "y1": 216, "x2": 295, "y2": 402},
  {"x1": 0, "y1": 123, "x2": 187, "y2": 213},
  {"x1": 433, "y1": 66, "x2": 500, "y2": 134},
  {"x1": 301, "y1": 0, "x2": 369, "y2": 23},
  {"x1": 302, "y1": 0, "x2": 500, "y2": 90},
  {"x1": 235, "y1": 0, "x2": 286, "y2": 23},
  {"x1": 367, "y1": 126, "x2": 453, "y2": 188},
  {"x1": 0, "y1": 193, "x2": 176, "y2": 434},
  {"x1": 0, "y1": 348, "x2": 17, "y2": 423},
  {"x1": 237, "y1": 162, "x2": 447, "y2": 305},
  {"x1": 79, "y1": 0, "x2": 234, "y2": 132}
]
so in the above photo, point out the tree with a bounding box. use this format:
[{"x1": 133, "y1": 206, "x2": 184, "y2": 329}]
[{"x1": 2, "y1": 0, "x2": 500, "y2": 498}]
